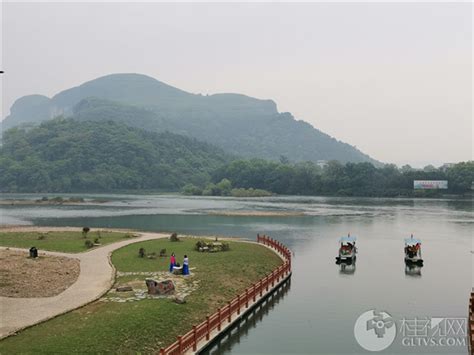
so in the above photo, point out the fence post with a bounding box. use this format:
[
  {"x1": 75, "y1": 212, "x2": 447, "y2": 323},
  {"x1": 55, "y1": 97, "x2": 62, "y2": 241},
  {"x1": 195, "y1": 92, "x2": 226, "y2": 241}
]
[
  {"x1": 253, "y1": 284, "x2": 256, "y2": 302},
  {"x1": 218, "y1": 308, "x2": 222, "y2": 331},
  {"x1": 266, "y1": 275, "x2": 269, "y2": 291},
  {"x1": 206, "y1": 316, "x2": 210, "y2": 340},
  {"x1": 193, "y1": 325, "x2": 197, "y2": 351},
  {"x1": 178, "y1": 336, "x2": 183, "y2": 354},
  {"x1": 228, "y1": 302, "x2": 232, "y2": 323},
  {"x1": 237, "y1": 294, "x2": 241, "y2": 315},
  {"x1": 272, "y1": 270, "x2": 275, "y2": 287},
  {"x1": 160, "y1": 349, "x2": 165, "y2": 355},
  {"x1": 245, "y1": 289, "x2": 249, "y2": 308},
  {"x1": 259, "y1": 280, "x2": 263, "y2": 296}
]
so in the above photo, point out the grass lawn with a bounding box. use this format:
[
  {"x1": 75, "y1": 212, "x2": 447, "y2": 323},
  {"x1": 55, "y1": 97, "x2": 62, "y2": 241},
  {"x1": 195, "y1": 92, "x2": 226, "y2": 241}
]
[
  {"x1": 0, "y1": 238, "x2": 282, "y2": 354},
  {"x1": 0, "y1": 231, "x2": 130, "y2": 253}
]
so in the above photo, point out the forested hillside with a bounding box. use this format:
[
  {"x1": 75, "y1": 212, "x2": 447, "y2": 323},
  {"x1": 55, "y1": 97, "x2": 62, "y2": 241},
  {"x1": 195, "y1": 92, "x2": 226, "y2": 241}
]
[
  {"x1": 0, "y1": 119, "x2": 231, "y2": 192},
  {"x1": 2, "y1": 73, "x2": 377, "y2": 164}
]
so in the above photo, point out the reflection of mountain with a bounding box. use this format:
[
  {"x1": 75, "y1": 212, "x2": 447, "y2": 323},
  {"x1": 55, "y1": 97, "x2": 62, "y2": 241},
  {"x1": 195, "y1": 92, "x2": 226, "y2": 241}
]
[{"x1": 3, "y1": 73, "x2": 377, "y2": 164}]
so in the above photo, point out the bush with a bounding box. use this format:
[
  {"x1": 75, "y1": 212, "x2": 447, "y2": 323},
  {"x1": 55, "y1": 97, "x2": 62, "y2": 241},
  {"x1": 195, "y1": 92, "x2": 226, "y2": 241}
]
[
  {"x1": 37, "y1": 233, "x2": 46, "y2": 240},
  {"x1": 93, "y1": 238, "x2": 100, "y2": 244},
  {"x1": 170, "y1": 233, "x2": 179, "y2": 242},
  {"x1": 84, "y1": 240, "x2": 94, "y2": 249},
  {"x1": 182, "y1": 184, "x2": 203, "y2": 196},
  {"x1": 222, "y1": 242, "x2": 230, "y2": 251},
  {"x1": 82, "y1": 227, "x2": 90, "y2": 238},
  {"x1": 230, "y1": 188, "x2": 272, "y2": 197},
  {"x1": 138, "y1": 248, "x2": 146, "y2": 258}
]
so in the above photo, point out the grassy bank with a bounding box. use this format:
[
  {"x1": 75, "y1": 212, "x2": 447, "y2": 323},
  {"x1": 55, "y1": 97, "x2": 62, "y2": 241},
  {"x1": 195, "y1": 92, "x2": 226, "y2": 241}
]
[
  {"x1": 0, "y1": 231, "x2": 130, "y2": 253},
  {"x1": 0, "y1": 238, "x2": 282, "y2": 353}
]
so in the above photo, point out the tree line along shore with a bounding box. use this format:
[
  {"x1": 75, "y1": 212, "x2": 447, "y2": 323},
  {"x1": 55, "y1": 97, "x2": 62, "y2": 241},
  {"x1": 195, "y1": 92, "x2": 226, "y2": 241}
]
[{"x1": 0, "y1": 119, "x2": 472, "y2": 197}]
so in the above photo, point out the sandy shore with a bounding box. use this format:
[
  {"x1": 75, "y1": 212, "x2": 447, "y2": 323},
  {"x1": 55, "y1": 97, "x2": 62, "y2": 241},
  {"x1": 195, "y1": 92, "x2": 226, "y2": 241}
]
[
  {"x1": 207, "y1": 210, "x2": 305, "y2": 217},
  {"x1": 0, "y1": 199, "x2": 108, "y2": 206}
]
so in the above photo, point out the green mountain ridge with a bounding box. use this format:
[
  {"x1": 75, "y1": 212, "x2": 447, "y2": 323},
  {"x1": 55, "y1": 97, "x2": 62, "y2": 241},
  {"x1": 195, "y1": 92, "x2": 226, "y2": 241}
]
[
  {"x1": 2, "y1": 73, "x2": 378, "y2": 164},
  {"x1": 0, "y1": 118, "x2": 231, "y2": 192}
]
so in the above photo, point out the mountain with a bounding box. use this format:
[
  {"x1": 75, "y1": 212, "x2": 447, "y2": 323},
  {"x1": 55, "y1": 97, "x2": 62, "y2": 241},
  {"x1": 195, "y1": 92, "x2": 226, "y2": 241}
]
[
  {"x1": 2, "y1": 73, "x2": 378, "y2": 164},
  {"x1": 0, "y1": 118, "x2": 230, "y2": 192}
]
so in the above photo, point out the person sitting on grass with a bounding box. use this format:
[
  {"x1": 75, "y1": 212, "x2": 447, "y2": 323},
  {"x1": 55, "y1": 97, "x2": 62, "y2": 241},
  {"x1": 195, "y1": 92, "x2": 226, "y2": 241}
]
[
  {"x1": 169, "y1": 252, "x2": 176, "y2": 273},
  {"x1": 182, "y1": 255, "x2": 189, "y2": 275}
]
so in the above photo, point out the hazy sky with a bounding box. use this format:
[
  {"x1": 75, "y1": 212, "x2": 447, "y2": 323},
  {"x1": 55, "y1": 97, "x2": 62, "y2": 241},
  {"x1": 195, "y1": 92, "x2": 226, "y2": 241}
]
[{"x1": 1, "y1": 2, "x2": 472, "y2": 166}]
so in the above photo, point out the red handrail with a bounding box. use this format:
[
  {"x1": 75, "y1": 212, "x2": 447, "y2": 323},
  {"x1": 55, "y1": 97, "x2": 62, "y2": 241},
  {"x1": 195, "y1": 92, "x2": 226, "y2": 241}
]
[
  {"x1": 160, "y1": 234, "x2": 291, "y2": 355},
  {"x1": 469, "y1": 292, "x2": 474, "y2": 355}
]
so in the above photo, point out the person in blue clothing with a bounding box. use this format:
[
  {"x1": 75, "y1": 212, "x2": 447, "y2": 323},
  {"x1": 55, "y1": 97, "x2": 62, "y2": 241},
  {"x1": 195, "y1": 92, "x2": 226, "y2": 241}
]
[{"x1": 182, "y1": 255, "x2": 189, "y2": 275}]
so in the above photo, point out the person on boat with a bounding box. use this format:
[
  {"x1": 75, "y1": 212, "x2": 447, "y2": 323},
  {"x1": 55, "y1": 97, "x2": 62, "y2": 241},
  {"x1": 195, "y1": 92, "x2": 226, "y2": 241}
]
[
  {"x1": 182, "y1": 255, "x2": 189, "y2": 275},
  {"x1": 169, "y1": 252, "x2": 176, "y2": 273}
]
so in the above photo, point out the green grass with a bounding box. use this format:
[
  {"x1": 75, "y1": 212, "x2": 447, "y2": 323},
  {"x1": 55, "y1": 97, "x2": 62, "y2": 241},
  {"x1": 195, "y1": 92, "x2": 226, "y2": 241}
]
[
  {"x1": 0, "y1": 231, "x2": 130, "y2": 253},
  {"x1": 0, "y1": 238, "x2": 282, "y2": 354}
]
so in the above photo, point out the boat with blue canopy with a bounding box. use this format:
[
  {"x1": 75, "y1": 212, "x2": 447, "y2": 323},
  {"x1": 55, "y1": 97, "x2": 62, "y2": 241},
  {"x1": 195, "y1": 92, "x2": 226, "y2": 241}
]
[
  {"x1": 336, "y1": 234, "x2": 357, "y2": 264},
  {"x1": 404, "y1": 235, "x2": 423, "y2": 265}
]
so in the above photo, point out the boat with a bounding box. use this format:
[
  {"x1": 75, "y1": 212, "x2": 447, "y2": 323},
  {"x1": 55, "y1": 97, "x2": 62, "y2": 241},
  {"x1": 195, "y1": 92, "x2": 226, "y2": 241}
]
[
  {"x1": 336, "y1": 235, "x2": 357, "y2": 264},
  {"x1": 404, "y1": 235, "x2": 423, "y2": 265}
]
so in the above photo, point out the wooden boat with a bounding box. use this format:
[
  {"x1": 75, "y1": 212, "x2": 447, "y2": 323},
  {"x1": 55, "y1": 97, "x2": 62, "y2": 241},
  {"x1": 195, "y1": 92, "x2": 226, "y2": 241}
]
[
  {"x1": 336, "y1": 235, "x2": 357, "y2": 264},
  {"x1": 404, "y1": 235, "x2": 423, "y2": 266}
]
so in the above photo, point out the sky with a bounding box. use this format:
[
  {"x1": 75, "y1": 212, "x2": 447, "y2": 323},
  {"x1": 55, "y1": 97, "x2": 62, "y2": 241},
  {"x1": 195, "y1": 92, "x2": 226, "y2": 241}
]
[{"x1": 1, "y1": 2, "x2": 472, "y2": 167}]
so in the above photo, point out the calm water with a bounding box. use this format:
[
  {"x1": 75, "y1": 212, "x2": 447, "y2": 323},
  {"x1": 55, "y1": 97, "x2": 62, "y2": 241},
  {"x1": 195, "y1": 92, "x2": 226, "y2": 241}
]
[{"x1": 1, "y1": 194, "x2": 472, "y2": 354}]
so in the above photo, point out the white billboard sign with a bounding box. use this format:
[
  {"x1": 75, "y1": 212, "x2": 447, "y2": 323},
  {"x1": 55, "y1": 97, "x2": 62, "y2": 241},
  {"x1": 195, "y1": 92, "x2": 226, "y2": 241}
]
[{"x1": 413, "y1": 180, "x2": 448, "y2": 190}]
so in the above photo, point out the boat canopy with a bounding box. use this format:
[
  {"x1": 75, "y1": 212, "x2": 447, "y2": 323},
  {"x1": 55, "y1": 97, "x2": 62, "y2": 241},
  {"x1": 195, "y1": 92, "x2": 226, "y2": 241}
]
[
  {"x1": 339, "y1": 236, "x2": 357, "y2": 243},
  {"x1": 404, "y1": 238, "x2": 422, "y2": 246}
]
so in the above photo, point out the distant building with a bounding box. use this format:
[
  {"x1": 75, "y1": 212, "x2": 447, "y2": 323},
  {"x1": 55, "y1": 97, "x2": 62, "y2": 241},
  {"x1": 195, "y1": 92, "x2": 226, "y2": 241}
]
[
  {"x1": 413, "y1": 180, "x2": 448, "y2": 190},
  {"x1": 316, "y1": 160, "x2": 328, "y2": 168}
]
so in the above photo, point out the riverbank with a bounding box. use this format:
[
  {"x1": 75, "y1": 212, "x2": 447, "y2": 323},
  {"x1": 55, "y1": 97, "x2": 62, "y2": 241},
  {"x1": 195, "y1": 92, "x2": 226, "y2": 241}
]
[{"x1": 0, "y1": 229, "x2": 282, "y2": 353}]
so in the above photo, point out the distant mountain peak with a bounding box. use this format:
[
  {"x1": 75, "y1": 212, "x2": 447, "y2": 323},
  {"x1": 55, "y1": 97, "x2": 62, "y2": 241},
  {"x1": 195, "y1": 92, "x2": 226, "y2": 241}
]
[{"x1": 2, "y1": 73, "x2": 378, "y2": 164}]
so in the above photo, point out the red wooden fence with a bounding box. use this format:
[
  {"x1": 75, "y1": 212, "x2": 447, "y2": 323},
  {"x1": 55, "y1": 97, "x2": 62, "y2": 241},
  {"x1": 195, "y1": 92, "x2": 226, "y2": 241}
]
[
  {"x1": 469, "y1": 292, "x2": 474, "y2": 354},
  {"x1": 160, "y1": 234, "x2": 292, "y2": 355}
]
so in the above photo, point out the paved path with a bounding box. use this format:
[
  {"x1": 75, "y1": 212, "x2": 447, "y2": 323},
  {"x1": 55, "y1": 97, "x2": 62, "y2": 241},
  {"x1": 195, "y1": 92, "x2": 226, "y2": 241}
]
[{"x1": 0, "y1": 231, "x2": 168, "y2": 338}]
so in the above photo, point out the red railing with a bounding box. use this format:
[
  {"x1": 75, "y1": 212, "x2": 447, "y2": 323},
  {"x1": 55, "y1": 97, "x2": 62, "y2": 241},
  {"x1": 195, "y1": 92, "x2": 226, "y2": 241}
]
[
  {"x1": 469, "y1": 292, "x2": 474, "y2": 354},
  {"x1": 160, "y1": 234, "x2": 291, "y2": 355}
]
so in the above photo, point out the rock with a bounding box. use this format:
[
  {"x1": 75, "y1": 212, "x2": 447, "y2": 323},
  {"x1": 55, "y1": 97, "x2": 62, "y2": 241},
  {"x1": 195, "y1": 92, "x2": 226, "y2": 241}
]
[
  {"x1": 145, "y1": 279, "x2": 175, "y2": 295},
  {"x1": 116, "y1": 286, "x2": 133, "y2": 292},
  {"x1": 173, "y1": 296, "x2": 186, "y2": 304}
]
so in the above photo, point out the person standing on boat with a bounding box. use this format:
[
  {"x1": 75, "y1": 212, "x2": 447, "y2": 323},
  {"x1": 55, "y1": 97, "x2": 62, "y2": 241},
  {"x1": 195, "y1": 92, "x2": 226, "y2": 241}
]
[
  {"x1": 182, "y1": 255, "x2": 189, "y2": 275},
  {"x1": 169, "y1": 252, "x2": 176, "y2": 273}
]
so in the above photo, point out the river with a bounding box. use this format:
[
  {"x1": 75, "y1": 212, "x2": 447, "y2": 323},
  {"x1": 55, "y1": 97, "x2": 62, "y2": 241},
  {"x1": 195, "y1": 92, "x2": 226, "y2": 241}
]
[{"x1": 1, "y1": 194, "x2": 472, "y2": 354}]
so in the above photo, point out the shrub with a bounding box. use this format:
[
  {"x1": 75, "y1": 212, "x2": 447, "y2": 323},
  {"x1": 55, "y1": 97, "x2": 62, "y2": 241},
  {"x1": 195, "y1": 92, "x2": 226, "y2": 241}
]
[
  {"x1": 182, "y1": 184, "x2": 203, "y2": 196},
  {"x1": 222, "y1": 242, "x2": 230, "y2": 251},
  {"x1": 195, "y1": 240, "x2": 205, "y2": 251},
  {"x1": 138, "y1": 248, "x2": 146, "y2": 258},
  {"x1": 37, "y1": 234, "x2": 46, "y2": 240},
  {"x1": 84, "y1": 240, "x2": 94, "y2": 249},
  {"x1": 93, "y1": 238, "x2": 100, "y2": 244},
  {"x1": 82, "y1": 227, "x2": 90, "y2": 238},
  {"x1": 170, "y1": 233, "x2": 179, "y2": 242}
]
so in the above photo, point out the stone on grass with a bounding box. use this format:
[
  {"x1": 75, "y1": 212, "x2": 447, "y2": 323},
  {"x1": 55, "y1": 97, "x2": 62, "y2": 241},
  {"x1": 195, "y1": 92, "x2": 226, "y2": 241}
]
[
  {"x1": 173, "y1": 296, "x2": 186, "y2": 304},
  {"x1": 116, "y1": 286, "x2": 133, "y2": 292}
]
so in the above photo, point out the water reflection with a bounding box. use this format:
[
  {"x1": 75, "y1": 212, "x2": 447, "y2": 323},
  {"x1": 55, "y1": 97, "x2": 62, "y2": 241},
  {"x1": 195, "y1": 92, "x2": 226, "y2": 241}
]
[
  {"x1": 339, "y1": 260, "x2": 356, "y2": 275},
  {"x1": 405, "y1": 263, "x2": 423, "y2": 277},
  {"x1": 200, "y1": 279, "x2": 292, "y2": 355}
]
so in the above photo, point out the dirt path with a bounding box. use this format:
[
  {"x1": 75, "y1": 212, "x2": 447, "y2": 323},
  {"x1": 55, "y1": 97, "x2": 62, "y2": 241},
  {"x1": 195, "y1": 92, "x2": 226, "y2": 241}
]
[{"x1": 0, "y1": 230, "x2": 169, "y2": 339}]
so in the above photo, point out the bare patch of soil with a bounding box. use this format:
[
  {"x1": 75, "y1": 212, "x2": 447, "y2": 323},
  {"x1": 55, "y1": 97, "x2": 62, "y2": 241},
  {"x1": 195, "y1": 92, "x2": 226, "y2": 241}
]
[{"x1": 0, "y1": 249, "x2": 80, "y2": 298}]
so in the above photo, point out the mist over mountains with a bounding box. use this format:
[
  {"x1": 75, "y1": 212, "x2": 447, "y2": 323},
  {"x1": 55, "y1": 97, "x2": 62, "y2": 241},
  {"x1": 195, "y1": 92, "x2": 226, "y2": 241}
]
[{"x1": 2, "y1": 73, "x2": 378, "y2": 164}]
